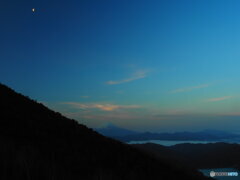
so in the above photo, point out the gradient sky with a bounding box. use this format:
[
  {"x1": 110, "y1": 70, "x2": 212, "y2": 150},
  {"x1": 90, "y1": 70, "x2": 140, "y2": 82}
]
[{"x1": 1, "y1": 0, "x2": 240, "y2": 132}]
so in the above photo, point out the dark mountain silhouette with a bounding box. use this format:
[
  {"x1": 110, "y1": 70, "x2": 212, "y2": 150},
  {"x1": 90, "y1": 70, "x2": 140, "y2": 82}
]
[
  {"x1": 113, "y1": 130, "x2": 240, "y2": 142},
  {"x1": 133, "y1": 143, "x2": 240, "y2": 170},
  {"x1": 95, "y1": 123, "x2": 138, "y2": 137},
  {"x1": 201, "y1": 129, "x2": 237, "y2": 138},
  {"x1": 0, "y1": 83, "x2": 212, "y2": 180}
]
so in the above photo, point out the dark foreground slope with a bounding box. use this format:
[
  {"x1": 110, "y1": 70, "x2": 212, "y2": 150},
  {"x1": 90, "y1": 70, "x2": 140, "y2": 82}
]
[
  {"x1": 133, "y1": 143, "x2": 240, "y2": 170},
  {"x1": 0, "y1": 84, "x2": 211, "y2": 180}
]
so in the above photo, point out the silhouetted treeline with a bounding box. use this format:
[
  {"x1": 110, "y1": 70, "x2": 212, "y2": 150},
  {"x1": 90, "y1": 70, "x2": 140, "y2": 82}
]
[
  {"x1": 0, "y1": 83, "x2": 212, "y2": 180},
  {"x1": 133, "y1": 143, "x2": 240, "y2": 170}
]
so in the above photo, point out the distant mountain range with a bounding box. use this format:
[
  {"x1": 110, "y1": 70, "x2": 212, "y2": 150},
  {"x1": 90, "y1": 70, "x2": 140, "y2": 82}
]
[
  {"x1": 96, "y1": 123, "x2": 138, "y2": 137},
  {"x1": 0, "y1": 83, "x2": 211, "y2": 180},
  {"x1": 96, "y1": 124, "x2": 240, "y2": 142}
]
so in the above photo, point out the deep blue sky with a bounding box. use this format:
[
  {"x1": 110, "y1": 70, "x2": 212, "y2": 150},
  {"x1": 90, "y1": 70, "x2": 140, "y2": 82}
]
[{"x1": 1, "y1": 0, "x2": 240, "y2": 132}]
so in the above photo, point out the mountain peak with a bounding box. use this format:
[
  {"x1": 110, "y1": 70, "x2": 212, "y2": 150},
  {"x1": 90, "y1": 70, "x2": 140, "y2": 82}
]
[{"x1": 96, "y1": 123, "x2": 138, "y2": 137}]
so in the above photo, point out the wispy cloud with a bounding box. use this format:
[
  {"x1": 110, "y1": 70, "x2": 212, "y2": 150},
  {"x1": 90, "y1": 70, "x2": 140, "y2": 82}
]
[
  {"x1": 205, "y1": 96, "x2": 233, "y2": 102},
  {"x1": 106, "y1": 69, "x2": 149, "y2": 85},
  {"x1": 62, "y1": 102, "x2": 141, "y2": 111},
  {"x1": 63, "y1": 110, "x2": 165, "y2": 122},
  {"x1": 170, "y1": 84, "x2": 210, "y2": 94},
  {"x1": 219, "y1": 112, "x2": 240, "y2": 116}
]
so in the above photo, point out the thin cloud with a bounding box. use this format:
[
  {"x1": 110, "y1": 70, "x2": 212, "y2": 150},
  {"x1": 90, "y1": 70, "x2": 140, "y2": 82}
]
[
  {"x1": 205, "y1": 96, "x2": 233, "y2": 102},
  {"x1": 219, "y1": 112, "x2": 240, "y2": 116},
  {"x1": 63, "y1": 111, "x2": 164, "y2": 122},
  {"x1": 63, "y1": 102, "x2": 141, "y2": 111},
  {"x1": 170, "y1": 84, "x2": 210, "y2": 94},
  {"x1": 106, "y1": 70, "x2": 149, "y2": 85}
]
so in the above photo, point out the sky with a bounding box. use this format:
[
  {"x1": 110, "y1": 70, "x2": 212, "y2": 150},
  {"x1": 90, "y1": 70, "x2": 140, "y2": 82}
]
[{"x1": 1, "y1": 0, "x2": 240, "y2": 132}]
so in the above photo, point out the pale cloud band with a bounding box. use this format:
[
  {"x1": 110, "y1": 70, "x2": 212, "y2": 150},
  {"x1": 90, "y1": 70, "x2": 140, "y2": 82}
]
[
  {"x1": 205, "y1": 96, "x2": 233, "y2": 102},
  {"x1": 106, "y1": 69, "x2": 149, "y2": 85},
  {"x1": 63, "y1": 102, "x2": 141, "y2": 111},
  {"x1": 219, "y1": 112, "x2": 240, "y2": 116},
  {"x1": 170, "y1": 84, "x2": 210, "y2": 94}
]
